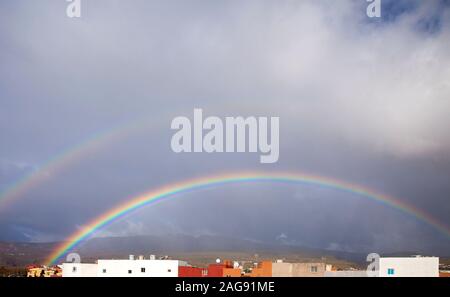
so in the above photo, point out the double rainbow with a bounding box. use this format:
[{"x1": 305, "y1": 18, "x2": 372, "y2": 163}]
[{"x1": 45, "y1": 171, "x2": 450, "y2": 265}]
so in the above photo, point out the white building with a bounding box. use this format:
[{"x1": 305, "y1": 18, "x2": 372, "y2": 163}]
[
  {"x1": 378, "y1": 256, "x2": 439, "y2": 277},
  {"x1": 62, "y1": 255, "x2": 180, "y2": 277},
  {"x1": 62, "y1": 263, "x2": 98, "y2": 277},
  {"x1": 325, "y1": 256, "x2": 439, "y2": 277},
  {"x1": 97, "y1": 259, "x2": 178, "y2": 277}
]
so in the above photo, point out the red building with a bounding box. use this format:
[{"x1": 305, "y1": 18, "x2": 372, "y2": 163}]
[
  {"x1": 178, "y1": 266, "x2": 206, "y2": 277},
  {"x1": 206, "y1": 264, "x2": 225, "y2": 277},
  {"x1": 178, "y1": 260, "x2": 241, "y2": 277},
  {"x1": 207, "y1": 260, "x2": 241, "y2": 277}
]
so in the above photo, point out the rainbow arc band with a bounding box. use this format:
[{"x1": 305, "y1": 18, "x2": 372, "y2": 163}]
[
  {"x1": 0, "y1": 115, "x2": 164, "y2": 211},
  {"x1": 45, "y1": 171, "x2": 450, "y2": 265},
  {"x1": 0, "y1": 125, "x2": 129, "y2": 210}
]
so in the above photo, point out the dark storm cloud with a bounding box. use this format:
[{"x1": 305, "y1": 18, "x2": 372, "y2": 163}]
[{"x1": 0, "y1": 0, "x2": 449, "y2": 255}]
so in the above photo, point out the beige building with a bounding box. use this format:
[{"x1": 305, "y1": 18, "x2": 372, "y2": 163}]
[
  {"x1": 324, "y1": 271, "x2": 368, "y2": 277},
  {"x1": 272, "y1": 261, "x2": 327, "y2": 277},
  {"x1": 27, "y1": 265, "x2": 62, "y2": 277}
]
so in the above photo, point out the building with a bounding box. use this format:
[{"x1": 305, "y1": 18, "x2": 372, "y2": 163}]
[
  {"x1": 27, "y1": 265, "x2": 62, "y2": 277},
  {"x1": 178, "y1": 260, "x2": 242, "y2": 277},
  {"x1": 324, "y1": 271, "x2": 368, "y2": 277},
  {"x1": 439, "y1": 271, "x2": 450, "y2": 277},
  {"x1": 62, "y1": 263, "x2": 97, "y2": 277},
  {"x1": 178, "y1": 266, "x2": 207, "y2": 277},
  {"x1": 206, "y1": 260, "x2": 241, "y2": 277},
  {"x1": 97, "y1": 259, "x2": 179, "y2": 277},
  {"x1": 177, "y1": 260, "x2": 242, "y2": 277},
  {"x1": 223, "y1": 267, "x2": 242, "y2": 277},
  {"x1": 62, "y1": 255, "x2": 181, "y2": 277},
  {"x1": 206, "y1": 263, "x2": 225, "y2": 277},
  {"x1": 248, "y1": 261, "x2": 272, "y2": 277},
  {"x1": 324, "y1": 257, "x2": 440, "y2": 277},
  {"x1": 27, "y1": 265, "x2": 45, "y2": 277},
  {"x1": 378, "y1": 256, "x2": 439, "y2": 277},
  {"x1": 272, "y1": 261, "x2": 327, "y2": 277},
  {"x1": 60, "y1": 255, "x2": 441, "y2": 277}
]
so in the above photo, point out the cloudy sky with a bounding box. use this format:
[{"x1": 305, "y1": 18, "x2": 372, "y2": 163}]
[{"x1": 0, "y1": 0, "x2": 449, "y2": 255}]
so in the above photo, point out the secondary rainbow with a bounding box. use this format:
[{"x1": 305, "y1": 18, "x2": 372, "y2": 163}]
[
  {"x1": 0, "y1": 115, "x2": 160, "y2": 211},
  {"x1": 45, "y1": 171, "x2": 450, "y2": 265},
  {"x1": 0, "y1": 130, "x2": 118, "y2": 210}
]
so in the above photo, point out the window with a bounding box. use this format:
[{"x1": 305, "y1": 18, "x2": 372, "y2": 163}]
[
  {"x1": 128, "y1": 270, "x2": 132, "y2": 274},
  {"x1": 141, "y1": 268, "x2": 145, "y2": 273},
  {"x1": 72, "y1": 266, "x2": 77, "y2": 272},
  {"x1": 310, "y1": 266, "x2": 318, "y2": 273},
  {"x1": 102, "y1": 269, "x2": 106, "y2": 273},
  {"x1": 387, "y1": 268, "x2": 395, "y2": 275}
]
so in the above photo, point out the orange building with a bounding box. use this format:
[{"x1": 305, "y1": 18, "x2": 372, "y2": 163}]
[
  {"x1": 248, "y1": 261, "x2": 272, "y2": 277},
  {"x1": 223, "y1": 267, "x2": 242, "y2": 277}
]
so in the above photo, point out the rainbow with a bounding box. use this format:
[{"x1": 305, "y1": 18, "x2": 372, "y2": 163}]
[
  {"x1": 0, "y1": 105, "x2": 264, "y2": 211},
  {"x1": 0, "y1": 130, "x2": 118, "y2": 210},
  {"x1": 0, "y1": 116, "x2": 159, "y2": 211},
  {"x1": 45, "y1": 171, "x2": 450, "y2": 265}
]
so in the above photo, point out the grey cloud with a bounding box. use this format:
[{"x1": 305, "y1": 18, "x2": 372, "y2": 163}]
[{"x1": 0, "y1": 0, "x2": 449, "y2": 255}]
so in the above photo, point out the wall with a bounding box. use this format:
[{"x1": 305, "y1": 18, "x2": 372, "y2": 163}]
[
  {"x1": 379, "y1": 257, "x2": 439, "y2": 277},
  {"x1": 272, "y1": 262, "x2": 326, "y2": 277},
  {"x1": 207, "y1": 264, "x2": 224, "y2": 277},
  {"x1": 249, "y1": 261, "x2": 272, "y2": 277},
  {"x1": 178, "y1": 266, "x2": 205, "y2": 277},
  {"x1": 97, "y1": 260, "x2": 179, "y2": 277},
  {"x1": 324, "y1": 271, "x2": 368, "y2": 277},
  {"x1": 223, "y1": 268, "x2": 241, "y2": 277},
  {"x1": 439, "y1": 272, "x2": 450, "y2": 277},
  {"x1": 62, "y1": 263, "x2": 98, "y2": 277}
]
